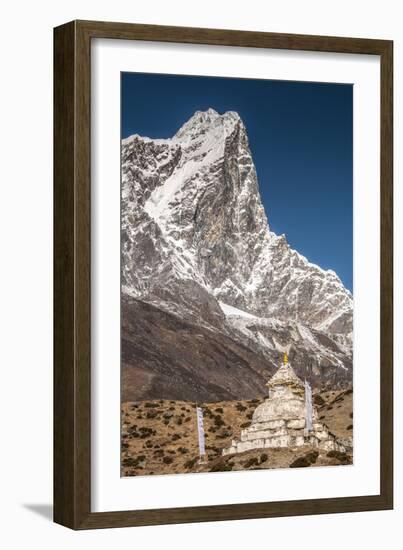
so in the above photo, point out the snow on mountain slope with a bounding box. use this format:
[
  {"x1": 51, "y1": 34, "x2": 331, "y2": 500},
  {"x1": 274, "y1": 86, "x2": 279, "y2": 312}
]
[
  {"x1": 219, "y1": 301, "x2": 259, "y2": 320},
  {"x1": 121, "y1": 108, "x2": 353, "y2": 393}
]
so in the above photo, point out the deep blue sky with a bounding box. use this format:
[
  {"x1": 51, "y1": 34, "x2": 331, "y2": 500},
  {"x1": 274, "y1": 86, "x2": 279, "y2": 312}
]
[{"x1": 121, "y1": 73, "x2": 353, "y2": 291}]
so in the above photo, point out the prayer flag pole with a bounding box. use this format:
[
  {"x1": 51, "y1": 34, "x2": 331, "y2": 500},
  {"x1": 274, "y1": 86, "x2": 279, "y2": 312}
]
[{"x1": 196, "y1": 406, "x2": 206, "y2": 464}]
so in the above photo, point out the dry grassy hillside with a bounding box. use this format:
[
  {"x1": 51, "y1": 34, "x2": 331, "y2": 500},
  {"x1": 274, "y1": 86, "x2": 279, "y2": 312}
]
[
  {"x1": 315, "y1": 388, "x2": 353, "y2": 438},
  {"x1": 121, "y1": 389, "x2": 353, "y2": 476}
]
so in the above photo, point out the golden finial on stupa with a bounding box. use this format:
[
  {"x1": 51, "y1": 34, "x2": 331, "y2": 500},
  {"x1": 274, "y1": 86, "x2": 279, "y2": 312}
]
[{"x1": 283, "y1": 352, "x2": 288, "y2": 365}]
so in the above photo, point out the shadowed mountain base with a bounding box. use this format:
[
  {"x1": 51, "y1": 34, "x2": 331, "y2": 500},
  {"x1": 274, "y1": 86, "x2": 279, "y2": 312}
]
[{"x1": 122, "y1": 296, "x2": 352, "y2": 403}]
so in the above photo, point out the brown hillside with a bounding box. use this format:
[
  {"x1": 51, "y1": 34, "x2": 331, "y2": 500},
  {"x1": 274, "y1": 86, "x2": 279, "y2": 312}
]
[{"x1": 121, "y1": 391, "x2": 353, "y2": 477}]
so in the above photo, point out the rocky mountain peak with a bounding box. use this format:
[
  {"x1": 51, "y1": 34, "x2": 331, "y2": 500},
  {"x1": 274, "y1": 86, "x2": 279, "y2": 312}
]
[
  {"x1": 174, "y1": 108, "x2": 242, "y2": 141},
  {"x1": 121, "y1": 109, "x2": 353, "y2": 397}
]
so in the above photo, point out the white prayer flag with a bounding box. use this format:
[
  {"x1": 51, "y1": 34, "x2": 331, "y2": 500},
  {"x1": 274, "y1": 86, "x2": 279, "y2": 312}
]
[
  {"x1": 196, "y1": 407, "x2": 206, "y2": 456},
  {"x1": 305, "y1": 379, "x2": 313, "y2": 433}
]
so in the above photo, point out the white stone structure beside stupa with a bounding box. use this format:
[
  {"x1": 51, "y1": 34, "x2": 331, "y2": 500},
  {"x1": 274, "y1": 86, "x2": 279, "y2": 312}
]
[{"x1": 223, "y1": 354, "x2": 345, "y2": 456}]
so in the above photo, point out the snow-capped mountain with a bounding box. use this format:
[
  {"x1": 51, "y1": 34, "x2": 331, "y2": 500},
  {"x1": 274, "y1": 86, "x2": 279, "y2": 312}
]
[{"x1": 121, "y1": 109, "x2": 353, "y2": 402}]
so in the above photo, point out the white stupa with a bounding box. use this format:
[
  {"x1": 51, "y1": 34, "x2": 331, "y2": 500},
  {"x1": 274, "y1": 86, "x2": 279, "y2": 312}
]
[{"x1": 223, "y1": 353, "x2": 345, "y2": 455}]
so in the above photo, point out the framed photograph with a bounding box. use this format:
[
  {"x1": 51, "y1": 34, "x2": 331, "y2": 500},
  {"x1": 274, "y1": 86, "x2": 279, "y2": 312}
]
[{"x1": 54, "y1": 20, "x2": 393, "y2": 529}]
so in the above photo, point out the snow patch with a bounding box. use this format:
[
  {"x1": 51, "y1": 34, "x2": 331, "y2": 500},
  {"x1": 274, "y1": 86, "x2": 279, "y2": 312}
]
[{"x1": 219, "y1": 301, "x2": 258, "y2": 319}]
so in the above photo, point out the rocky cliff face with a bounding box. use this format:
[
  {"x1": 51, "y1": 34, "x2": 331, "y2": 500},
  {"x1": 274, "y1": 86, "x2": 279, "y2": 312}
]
[{"x1": 121, "y1": 109, "x2": 353, "y2": 402}]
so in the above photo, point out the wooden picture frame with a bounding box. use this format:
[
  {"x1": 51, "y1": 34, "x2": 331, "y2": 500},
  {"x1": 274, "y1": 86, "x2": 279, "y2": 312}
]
[{"x1": 54, "y1": 19, "x2": 393, "y2": 529}]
